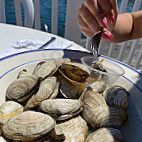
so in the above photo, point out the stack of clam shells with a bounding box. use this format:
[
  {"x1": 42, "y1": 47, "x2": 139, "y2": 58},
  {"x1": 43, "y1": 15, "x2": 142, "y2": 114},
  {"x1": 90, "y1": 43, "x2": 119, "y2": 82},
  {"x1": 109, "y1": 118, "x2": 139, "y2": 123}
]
[{"x1": 0, "y1": 58, "x2": 129, "y2": 142}]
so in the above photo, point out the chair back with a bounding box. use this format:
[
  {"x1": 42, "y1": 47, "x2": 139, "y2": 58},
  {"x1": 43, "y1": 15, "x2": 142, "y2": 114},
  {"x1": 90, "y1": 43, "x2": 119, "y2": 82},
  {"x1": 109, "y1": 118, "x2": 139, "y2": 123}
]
[
  {"x1": 33, "y1": 0, "x2": 83, "y2": 44},
  {"x1": 64, "y1": 0, "x2": 83, "y2": 44},
  {"x1": 0, "y1": 0, "x2": 6, "y2": 23},
  {"x1": 0, "y1": 0, "x2": 34, "y2": 28}
]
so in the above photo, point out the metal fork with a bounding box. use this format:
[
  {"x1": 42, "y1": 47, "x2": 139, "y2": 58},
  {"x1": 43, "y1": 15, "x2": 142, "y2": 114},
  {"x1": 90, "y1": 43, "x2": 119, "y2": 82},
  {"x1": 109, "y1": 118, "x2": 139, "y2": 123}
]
[
  {"x1": 91, "y1": 29, "x2": 103, "y2": 68},
  {"x1": 91, "y1": 29, "x2": 103, "y2": 60}
]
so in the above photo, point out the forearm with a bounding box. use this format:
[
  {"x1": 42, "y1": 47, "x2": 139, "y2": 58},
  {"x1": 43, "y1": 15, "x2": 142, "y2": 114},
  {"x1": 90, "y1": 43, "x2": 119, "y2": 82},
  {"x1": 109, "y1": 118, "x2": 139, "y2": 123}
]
[
  {"x1": 110, "y1": 13, "x2": 133, "y2": 43},
  {"x1": 109, "y1": 11, "x2": 142, "y2": 43}
]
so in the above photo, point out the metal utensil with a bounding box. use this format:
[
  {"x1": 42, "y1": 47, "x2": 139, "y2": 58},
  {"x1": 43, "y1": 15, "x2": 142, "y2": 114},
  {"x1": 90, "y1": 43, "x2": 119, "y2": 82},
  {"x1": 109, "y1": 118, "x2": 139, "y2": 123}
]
[
  {"x1": 91, "y1": 29, "x2": 103, "y2": 61},
  {"x1": 38, "y1": 37, "x2": 56, "y2": 49},
  {"x1": 91, "y1": 29, "x2": 103, "y2": 69}
]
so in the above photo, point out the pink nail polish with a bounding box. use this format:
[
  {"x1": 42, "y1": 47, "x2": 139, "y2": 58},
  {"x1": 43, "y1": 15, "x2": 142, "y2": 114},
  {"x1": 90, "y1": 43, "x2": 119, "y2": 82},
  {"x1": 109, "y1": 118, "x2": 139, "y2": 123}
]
[
  {"x1": 100, "y1": 17, "x2": 107, "y2": 28},
  {"x1": 102, "y1": 32, "x2": 114, "y2": 40},
  {"x1": 109, "y1": 16, "x2": 115, "y2": 24}
]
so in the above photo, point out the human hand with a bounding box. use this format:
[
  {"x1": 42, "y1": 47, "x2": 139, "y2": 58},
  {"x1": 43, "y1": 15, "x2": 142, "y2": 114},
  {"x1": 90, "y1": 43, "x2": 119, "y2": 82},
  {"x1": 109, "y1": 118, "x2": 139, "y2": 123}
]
[{"x1": 77, "y1": 0, "x2": 118, "y2": 40}]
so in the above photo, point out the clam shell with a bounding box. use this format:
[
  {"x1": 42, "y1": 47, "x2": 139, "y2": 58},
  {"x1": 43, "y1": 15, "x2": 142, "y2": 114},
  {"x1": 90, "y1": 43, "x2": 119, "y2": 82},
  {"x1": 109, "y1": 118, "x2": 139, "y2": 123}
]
[
  {"x1": 55, "y1": 116, "x2": 88, "y2": 142},
  {"x1": 85, "y1": 127, "x2": 123, "y2": 142},
  {"x1": 36, "y1": 76, "x2": 57, "y2": 101},
  {"x1": 49, "y1": 81, "x2": 59, "y2": 99},
  {"x1": 0, "y1": 101, "x2": 23, "y2": 124},
  {"x1": 81, "y1": 90, "x2": 107, "y2": 124},
  {"x1": 59, "y1": 62, "x2": 90, "y2": 84},
  {"x1": 60, "y1": 79, "x2": 84, "y2": 99},
  {"x1": 81, "y1": 90, "x2": 107, "y2": 108},
  {"x1": 103, "y1": 85, "x2": 129, "y2": 109},
  {"x1": 2, "y1": 111, "x2": 55, "y2": 141},
  {"x1": 91, "y1": 106, "x2": 127, "y2": 129},
  {"x1": 40, "y1": 99, "x2": 83, "y2": 120},
  {"x1": 24, "y1": 76, "x2": 57, "y2": 110},
  {"x1": 6, "y1": 71, "x2": 39, "y2": 101},
  {"x1": 56, "y1": 58, "x2": 71, "y2": 67},
  {"x1": 89, "y1": 80, "x2": 107, "y2": 94},
  {"x1": 33, "y1": 59, "x2": 58, "y2": 79},
  {"x1": 17, "y1": 70, "x2": 36, "y2": 78}
]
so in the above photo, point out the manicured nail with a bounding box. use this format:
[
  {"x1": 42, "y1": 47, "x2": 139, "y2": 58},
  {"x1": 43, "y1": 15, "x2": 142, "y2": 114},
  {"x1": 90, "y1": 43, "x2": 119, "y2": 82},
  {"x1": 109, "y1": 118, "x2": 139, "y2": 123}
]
[
  {"x1": 109, "y1": 16, "x2": 115, "y2": 24},
  {"x1": 102, "y1": 31, "x2": 114, "y2": 40},
  {"x1": 100, "y1": 17, "x2": 107, "y2": 28}
]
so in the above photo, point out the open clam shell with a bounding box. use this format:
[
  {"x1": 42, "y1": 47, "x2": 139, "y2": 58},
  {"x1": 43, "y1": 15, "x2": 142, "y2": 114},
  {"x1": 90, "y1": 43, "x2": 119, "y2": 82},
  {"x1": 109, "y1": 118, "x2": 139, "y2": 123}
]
[
  {"x1": 85, "y1": 127, "x2": 123, "y2": 142},
  {"x1": 60, "y1": 79, "x2": 84, "y2": 99},
  {"x1": 2, "y1": 111, "x2": 55, "y2": 141},
  {"x1": 33, "y1": 59, "x2": 58, "y2": 79},
  {"x1": 39, "y1": 99, "x2": 83, "y2": 121},
  {"x1": 0, "y1": 101, "x2": 23, "y2": 124},
  {"x1": 55, "y1": 116, "x2": 88, "y2": 142},
  {"x1": 59, "y1": 62, "x2": 91, "y2": 85},
  {"x1": 103, "y1": 85, "x2": 129, "y2": 109}
]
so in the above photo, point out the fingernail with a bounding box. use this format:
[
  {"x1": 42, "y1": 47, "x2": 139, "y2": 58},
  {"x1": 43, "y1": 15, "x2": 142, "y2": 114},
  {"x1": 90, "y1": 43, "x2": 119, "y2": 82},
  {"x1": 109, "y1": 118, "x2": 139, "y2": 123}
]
[
  {"x1": 102, "y1": 31, "x2": 114, "y2": 40},
  {"x1": 100, "y1": 17, "x2": 107, "y2": 28},
  {"x1": 109, "y1": 16, "x2": 115, "y2": 24}
]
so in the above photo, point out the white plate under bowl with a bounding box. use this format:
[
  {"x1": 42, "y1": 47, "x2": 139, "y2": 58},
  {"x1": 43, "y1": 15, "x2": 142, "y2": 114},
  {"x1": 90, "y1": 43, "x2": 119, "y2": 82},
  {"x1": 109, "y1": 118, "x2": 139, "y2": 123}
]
[{"x1": 0, "y1": 49, "x2": 142, "y2": 142}]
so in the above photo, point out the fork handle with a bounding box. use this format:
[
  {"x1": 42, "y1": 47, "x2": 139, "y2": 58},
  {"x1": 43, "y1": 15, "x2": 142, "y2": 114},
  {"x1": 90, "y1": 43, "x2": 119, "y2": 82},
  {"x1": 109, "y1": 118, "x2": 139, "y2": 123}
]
[{"x1": 38, "y1": 37, "x2": 56, "y2": 49}]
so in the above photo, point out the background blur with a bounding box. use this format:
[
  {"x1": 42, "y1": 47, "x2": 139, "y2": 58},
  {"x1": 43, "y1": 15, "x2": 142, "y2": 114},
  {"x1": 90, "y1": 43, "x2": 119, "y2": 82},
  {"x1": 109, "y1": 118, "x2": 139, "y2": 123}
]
[{"x1": 5, "y1": 0, "x2": 142, "y2": 37}]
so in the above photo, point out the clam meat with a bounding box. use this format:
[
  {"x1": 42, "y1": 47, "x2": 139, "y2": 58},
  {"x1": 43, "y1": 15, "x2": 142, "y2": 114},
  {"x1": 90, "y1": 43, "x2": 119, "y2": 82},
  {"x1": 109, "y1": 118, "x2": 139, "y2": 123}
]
[{"x1": 59, "y1": 62, "x2": 90, "y2": 84}]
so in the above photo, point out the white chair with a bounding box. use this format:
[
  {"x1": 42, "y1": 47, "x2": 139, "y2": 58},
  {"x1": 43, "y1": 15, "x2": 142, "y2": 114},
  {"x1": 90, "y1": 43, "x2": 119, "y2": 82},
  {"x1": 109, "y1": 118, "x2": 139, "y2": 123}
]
[
  {"x1": 33, "y1": 0, "x2": 58, "y2": 33},
  {"x1": 0, "y1": 0, "x2": 6, "y2": 23},
  {"x1": 33, "y1": 0, "x2": 83, "y2": 45},
  {"x1": 0, "y1": 0, "x2": 34, "y2": 28},
  {"x1": 64, "y1": 0, "x2": 83, "y2": 44}
]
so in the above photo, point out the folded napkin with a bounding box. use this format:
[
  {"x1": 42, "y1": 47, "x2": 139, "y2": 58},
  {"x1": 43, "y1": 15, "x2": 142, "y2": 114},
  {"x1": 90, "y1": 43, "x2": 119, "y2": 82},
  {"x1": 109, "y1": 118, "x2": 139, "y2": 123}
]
[{"x1": 0, "y1": 39, "x2": 74, "y2": 58}]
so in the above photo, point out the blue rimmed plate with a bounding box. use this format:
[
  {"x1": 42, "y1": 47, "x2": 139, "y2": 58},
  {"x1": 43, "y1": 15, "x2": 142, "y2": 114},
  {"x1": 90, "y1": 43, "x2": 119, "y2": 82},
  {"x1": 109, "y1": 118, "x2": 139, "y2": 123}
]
[{"x1": 0, "y1": 49, "x2": 142, "y2": 142}]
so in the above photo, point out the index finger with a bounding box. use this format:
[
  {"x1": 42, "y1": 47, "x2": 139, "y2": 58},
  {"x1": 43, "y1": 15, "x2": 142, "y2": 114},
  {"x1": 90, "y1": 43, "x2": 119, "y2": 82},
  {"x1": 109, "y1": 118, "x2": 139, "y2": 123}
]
[{"x1": 109, "y1": 0, "x2": 118, "y2": 15}]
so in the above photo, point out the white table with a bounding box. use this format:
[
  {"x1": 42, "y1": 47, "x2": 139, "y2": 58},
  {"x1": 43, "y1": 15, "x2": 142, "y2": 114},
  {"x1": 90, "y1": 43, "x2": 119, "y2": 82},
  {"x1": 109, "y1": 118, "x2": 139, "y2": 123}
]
[
  {"x1": 0, "y1": 24, "x2": 142, "y2": 142},
  {"x1": 0, "y1": 23, "x2": 88, "y2": 54}
]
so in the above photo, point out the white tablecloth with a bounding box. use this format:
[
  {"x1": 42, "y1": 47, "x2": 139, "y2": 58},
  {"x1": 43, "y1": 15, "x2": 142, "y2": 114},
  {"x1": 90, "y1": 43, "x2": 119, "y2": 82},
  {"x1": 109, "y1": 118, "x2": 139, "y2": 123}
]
[{"x1": 0, "y1": 23, "x2": 89, "y2": 57}]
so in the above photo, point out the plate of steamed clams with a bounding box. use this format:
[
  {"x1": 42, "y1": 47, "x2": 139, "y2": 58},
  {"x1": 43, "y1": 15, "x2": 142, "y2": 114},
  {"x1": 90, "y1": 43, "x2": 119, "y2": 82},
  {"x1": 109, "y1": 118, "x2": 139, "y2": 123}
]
[{"x1": 0, "y1": 49, "x2": 142, "y2": 142}]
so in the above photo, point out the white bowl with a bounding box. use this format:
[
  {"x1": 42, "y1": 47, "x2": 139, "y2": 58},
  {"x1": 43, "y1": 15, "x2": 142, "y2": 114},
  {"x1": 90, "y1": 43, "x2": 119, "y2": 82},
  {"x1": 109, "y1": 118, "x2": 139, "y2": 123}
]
[{"x1": 0, "y1": 49, "x2": 142, "y2": 142}]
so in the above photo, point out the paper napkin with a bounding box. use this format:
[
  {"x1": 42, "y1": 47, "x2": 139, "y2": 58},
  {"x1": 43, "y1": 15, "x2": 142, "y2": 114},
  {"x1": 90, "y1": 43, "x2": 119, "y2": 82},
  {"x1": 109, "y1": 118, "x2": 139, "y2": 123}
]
[{"x1": 0, "y1": 39, "x2": 74, "y2": 58}]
